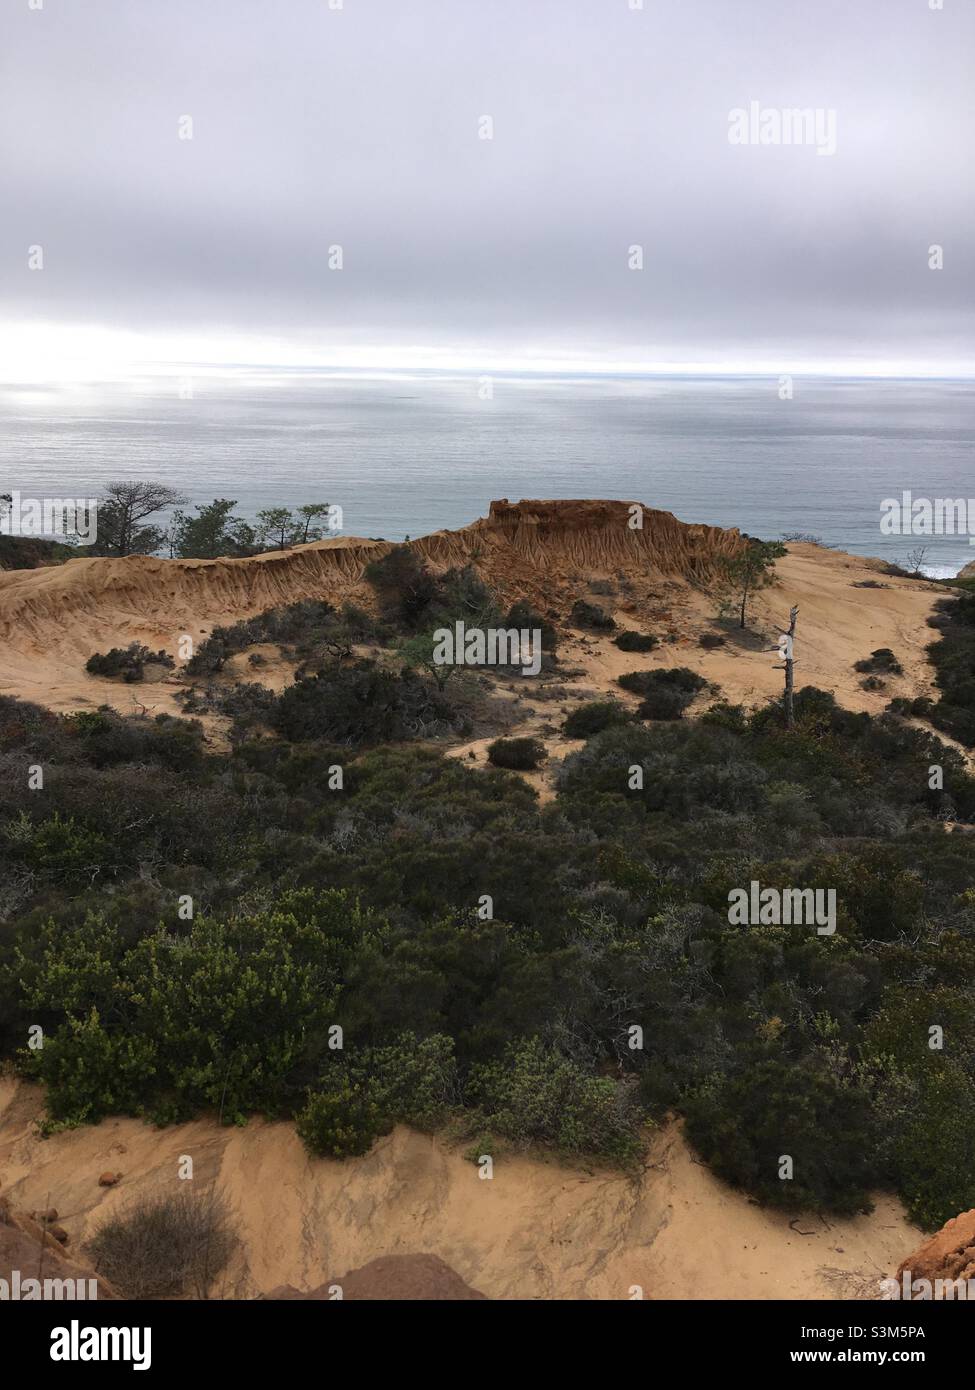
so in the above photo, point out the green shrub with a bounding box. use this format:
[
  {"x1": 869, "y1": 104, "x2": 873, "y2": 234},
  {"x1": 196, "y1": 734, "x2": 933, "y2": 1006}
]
[
  {"x1": 619, "y1": 667, "x2": 706, "y2": 720},
  {"x1": 887, "y1": 1066, "x2": 975, "y2": 1230},
  {"x1": 18, "y1": 891, "x2": 361, "y2": 1124},
  {"x1": 558, "y1": 721, "x2": 768, "y2": 817},
  {"x1": 468, "y1": 1038, "x2": 643, "y2": 1165},
  {"x1": 506, "y1": 601, "x2": 558, "y2": 652},
  {"x1": 24, "y1": 1008, "x2": 157, "y2": 1125},
  {"x1": 570, "y1": 600, "x2": 615, "y2": 630},
  {"x1": 613, "y1": 631, "x2": 657, "y2": 652},
  {"x1": 184, "y1": 600, "x2": 369, "y2": 675},
  {"x1": 4, "y1": 811, "x2": 116, "y2": 886},
  {"x1": 364, "y1": 546, "x2": 440, "y2": 628},
  {"x1": 854, "y1": 647, "x2": 903, "y2": 676},
  {"x1": 887, "y1": 696, "x2": 933, "y2": 718},
  {"x1": 487, "y1": 737, "x2": 547, "y2": 770},
  {"x1": 64, "y1": 708, "x2": 206, "y2": 771},
  {"x1": 699, "y1": 701, "x2": 749, "y2": 733},
  {"x1": 637, "y1": 685, "x2": 694, "y2": 720},
  {"x1": 86, "y1": 644, "x2": 174, "y2": 681},
  {"x1": 618, "y1": 667, "x2": 705, "y2": 698},
  {"x1": 271, "y1": 662, "x2": 457, "y2": 744},
  {"x1": 177, "y1": 681, "x2": 276, "y2": 735},
  {"x1": 684, "y1": 1055, "x2": 876, "y2": 1216},
  {"x1": 296, "y1": 1079, "x2": 389, "y2": 1158},
  {"x1": 563, "y1": 701, "x2": 631, "y2": 738},
  {"x1": 353, "y1": 1032, "x2": 459, "y2": 1131}
]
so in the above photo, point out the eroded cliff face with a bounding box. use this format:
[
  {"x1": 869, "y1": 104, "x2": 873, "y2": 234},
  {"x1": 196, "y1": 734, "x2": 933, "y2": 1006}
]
[
  {"x1": 0, "y1": 499, "x2": 742, "y2": 651},
  {"x1": 473, "y1": 498, "x2": 743, "y2": 579},
  {"x1": 413, "y1": 499, "x2": 745, "y2": 605},
  {"x1": 0, "y1": 498, "x2": 750, "y2": 718},
  {"x1": 0, "y1": 1079, "x2": 919, "y2": 1302}
]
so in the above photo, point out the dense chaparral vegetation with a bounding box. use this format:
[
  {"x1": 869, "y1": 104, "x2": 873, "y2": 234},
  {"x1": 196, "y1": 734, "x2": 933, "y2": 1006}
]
[{"x1": 2, "y1": 561, "x2": 975, "y2": 1232}]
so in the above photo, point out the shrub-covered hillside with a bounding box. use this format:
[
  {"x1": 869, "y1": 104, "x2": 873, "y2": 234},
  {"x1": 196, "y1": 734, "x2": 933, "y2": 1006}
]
[{"x1": 1, "y1": 605, "x2": 974, "y2": 1230}]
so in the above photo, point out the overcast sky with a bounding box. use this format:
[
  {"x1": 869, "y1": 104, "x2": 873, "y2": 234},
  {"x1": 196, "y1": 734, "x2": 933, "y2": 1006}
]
[{"x1": 1, "y1": 0, "x2": 973, "y2": 376}]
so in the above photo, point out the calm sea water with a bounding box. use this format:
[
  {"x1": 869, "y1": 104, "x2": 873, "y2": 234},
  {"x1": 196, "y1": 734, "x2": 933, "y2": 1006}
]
[{"x1": 2, "y1": 373, "x2": 973, "y2": 576}]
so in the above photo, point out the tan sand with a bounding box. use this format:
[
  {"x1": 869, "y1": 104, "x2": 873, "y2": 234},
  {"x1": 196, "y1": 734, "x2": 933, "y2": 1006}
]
[
  {"x1": 0, "y1": 1077, "x2": 917, "y2": 1301},
  {"x1": 0, "y1": 503, "x2": 943, "y2": 744}
]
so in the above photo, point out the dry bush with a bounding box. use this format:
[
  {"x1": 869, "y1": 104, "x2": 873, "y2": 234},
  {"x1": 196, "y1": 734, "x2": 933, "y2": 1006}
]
[{"x1": 86, "y1": 1187, "x2": 236, "y2": 1299}]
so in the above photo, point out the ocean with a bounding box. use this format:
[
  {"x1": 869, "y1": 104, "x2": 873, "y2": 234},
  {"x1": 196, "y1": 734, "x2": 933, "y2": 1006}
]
[{"x1": 2, "y1": 372, "x2": 973, "y2": 576}]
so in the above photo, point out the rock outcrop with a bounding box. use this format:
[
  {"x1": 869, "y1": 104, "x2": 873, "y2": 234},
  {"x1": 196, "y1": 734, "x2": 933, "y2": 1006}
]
[
  {"x1": 262, "y1": 1254, "x2": 487, "y2": 1301},
  {"x1": 0, "y1": 1194, "x2": 117, "y2": 1300},
  {"x1": 896, "y1": 1209, "x2": 975, "y2": 1296}
]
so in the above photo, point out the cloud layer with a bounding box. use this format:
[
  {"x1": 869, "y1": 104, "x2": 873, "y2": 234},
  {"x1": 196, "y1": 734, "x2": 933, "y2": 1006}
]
[{"x1": 2, "y1": 0, "x2": 972, "y2": 372}]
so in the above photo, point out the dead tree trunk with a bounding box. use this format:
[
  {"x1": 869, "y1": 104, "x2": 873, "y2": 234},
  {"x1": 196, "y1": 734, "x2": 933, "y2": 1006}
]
[{"x1": 783, "y1": 605, "x2": 798, "y2": 730}]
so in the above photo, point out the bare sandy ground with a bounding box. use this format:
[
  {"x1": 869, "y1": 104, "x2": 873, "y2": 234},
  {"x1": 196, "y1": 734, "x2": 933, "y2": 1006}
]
[
  {"x1": 447, "y1": 543, "x2": 947, "y2": 791},
  {"x1": 550, "y1": 545, "x2": 941, "y2": 717},
  {"x1": 0, "y1": 1077, "x2": 917, "y2": 1301}
]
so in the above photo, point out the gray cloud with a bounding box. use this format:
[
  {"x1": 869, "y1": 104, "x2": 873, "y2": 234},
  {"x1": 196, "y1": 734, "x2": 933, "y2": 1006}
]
[{"x1": 1, "y1": 0, "x2": 972, "y2": 370}]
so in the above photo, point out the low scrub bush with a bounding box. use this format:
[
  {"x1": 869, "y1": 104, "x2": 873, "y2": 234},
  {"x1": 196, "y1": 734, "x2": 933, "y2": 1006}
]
[
  {"x1": 684, "y1": 1055, "x2": 877, "y2": 1217},
  {"x1": 563, "y1": 701, "x2": 631, "y2": 738},
  {"x1": 854, "y1": 648, "x2": 903, "y2": 676},
  {"x1": 295, "y1": 1080, "x2": 389, "y2": 1158},
  {"x1": 618, "y1": 667, "x2": 706, "y2": 720},
  {"x1": 613, "y1": 631, "x2": 657, "y2": 653},
  {"x1": 86, "y1": 1189, "x2": 236, "y2": 1298},
  {"x1": 570, "y1": 600, "x2": 615, "y2": 630},
  {"x1": 506, "y1": 601, "x2": 559, "y2": 652},
  {"x1": 468, "y1": 1038, "x2": 643, "y2": 1165},
  {"x1": 185, "y1": 600, "x2": 377, "y2": 676},
  {"x1": 487, "y1": 736, "x2": 547, "y2": 770},
  {"x1": 272, "y1": 662, "x2": 458, "y2": 745},
  {"x1": 887, "y1": 696, "x2": 933, "y2": 718},
  {"x1": 86, "y1": 644, "x2": 174, "y2": 682}
]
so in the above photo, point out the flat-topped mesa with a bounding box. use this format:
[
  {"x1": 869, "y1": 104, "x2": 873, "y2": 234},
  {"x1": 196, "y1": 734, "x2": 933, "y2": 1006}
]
[{"x1": 472, "y1": 498, "x2": 745, "y2": 579}]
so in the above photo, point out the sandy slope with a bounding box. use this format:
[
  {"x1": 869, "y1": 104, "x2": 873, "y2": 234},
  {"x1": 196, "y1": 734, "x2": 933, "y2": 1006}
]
[
  {"x1": 0, "y1": 536, "x2": 386, "y2": 718},
  {"x1": 446, "y1": 539, "x2": 946, "y2": 793},
  {"x1": 0, "y1": 1078, "x2": 916, "y2": 1301},
  {"x1": 565, "y1": 544, "x2": 941, "y2": 714},
  {"x1": 0, "y1": 503, "x2": 944, "y2": 748}
]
